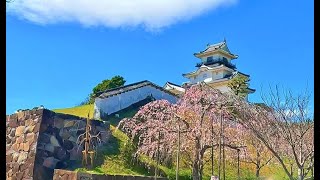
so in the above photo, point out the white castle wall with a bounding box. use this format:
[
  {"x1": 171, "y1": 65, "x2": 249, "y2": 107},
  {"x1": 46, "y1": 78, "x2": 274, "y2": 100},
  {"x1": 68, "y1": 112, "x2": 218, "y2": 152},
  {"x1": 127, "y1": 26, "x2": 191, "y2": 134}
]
[{"x1": 94, "y1": 85, "x2": 178, "y2": 119}]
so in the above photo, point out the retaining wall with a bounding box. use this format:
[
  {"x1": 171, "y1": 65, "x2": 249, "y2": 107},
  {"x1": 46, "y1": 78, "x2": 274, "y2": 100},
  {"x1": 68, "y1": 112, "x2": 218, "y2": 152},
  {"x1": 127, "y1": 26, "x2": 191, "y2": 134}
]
[{"x1": 6, "y1": 109, "x2": 110, "y2": 180}]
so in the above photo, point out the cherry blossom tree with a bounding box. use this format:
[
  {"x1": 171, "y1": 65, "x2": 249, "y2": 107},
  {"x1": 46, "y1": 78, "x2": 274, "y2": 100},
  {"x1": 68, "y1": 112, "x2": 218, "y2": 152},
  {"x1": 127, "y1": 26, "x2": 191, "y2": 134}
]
[
  {"x1": 240, "y1": 131, "x2": 273, "y2": 178},
  {"x1": 119, "y1": 83, "x2": 245, "y2": 180},
  {"x1": 232, "y1": 86, "x2": 314, "y2": 180}
]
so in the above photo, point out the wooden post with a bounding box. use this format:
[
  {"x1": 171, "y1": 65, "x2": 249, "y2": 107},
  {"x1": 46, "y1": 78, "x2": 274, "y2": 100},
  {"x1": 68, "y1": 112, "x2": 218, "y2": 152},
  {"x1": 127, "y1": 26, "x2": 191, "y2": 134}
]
[
  {"x1": 82, "y1": 114, "x2": 90, "y2": 167},
  {"x1": 89, "y1": 151, "x2": 95, "y2": 168}
]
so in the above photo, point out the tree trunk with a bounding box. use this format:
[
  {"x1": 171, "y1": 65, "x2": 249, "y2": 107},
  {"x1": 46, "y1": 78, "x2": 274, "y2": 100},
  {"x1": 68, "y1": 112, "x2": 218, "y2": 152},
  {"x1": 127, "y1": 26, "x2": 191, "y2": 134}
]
[
  {"x1": 256, "y1": 166, "x2": 260, "y2": 179},
  {"x1": 298, "y1": 137, "x2": 304, "y2": 180},
  {"x1": 256, "y1": 151, "x2": 260, "y2": 179},
  {"x1": 192, "y1": 137, "x2": 201, "y2": 180},
  {"x1": 298, "y1": 167, "x2": 304, "y2": 180},
  {"x1": 192, "y1": 160, "x2": 201, "y2": 180}
]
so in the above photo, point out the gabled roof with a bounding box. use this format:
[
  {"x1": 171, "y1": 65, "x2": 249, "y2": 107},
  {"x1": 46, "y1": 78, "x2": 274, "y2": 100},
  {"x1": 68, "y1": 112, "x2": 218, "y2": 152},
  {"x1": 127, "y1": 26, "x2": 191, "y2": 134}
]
[
  {"x1": 194, "y1": 40, "x2": 238, "y2": 59},
  {"x1": 96, "y1": 80, "x2": 178, "y2": 99},
  {"x1": 163, "y1": 81, "x2": 185, "y2": 94},
  {"x1": 164, "y1": 81, "x2": 182, "y2": 88},
  {"x1": 233, "y1": 71, "x2": 250, "y2": 78}
]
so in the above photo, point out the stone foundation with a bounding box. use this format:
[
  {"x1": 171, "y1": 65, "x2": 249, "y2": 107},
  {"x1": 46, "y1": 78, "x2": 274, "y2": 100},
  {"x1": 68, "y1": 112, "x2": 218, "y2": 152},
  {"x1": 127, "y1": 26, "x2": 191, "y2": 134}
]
[{"x1": 6, "y1": 109, "x2": 110, "y2": 180}]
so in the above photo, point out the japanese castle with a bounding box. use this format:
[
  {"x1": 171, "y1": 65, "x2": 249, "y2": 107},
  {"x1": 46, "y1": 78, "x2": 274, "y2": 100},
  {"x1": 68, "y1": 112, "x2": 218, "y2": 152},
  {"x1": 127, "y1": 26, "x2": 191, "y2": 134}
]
[
  {"x1": 94, "y1": 40, "x2": 255, "y2": 118},
  {"x1": 164, "y1": 39, "x2": 255, "y2": 99}
]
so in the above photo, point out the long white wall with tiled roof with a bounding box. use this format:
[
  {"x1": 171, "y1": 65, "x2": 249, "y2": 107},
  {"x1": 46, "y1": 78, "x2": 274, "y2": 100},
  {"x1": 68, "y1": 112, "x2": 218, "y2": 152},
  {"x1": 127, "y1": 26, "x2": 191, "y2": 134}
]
[{"x1": 93, "y1": 85, "x2": 178, "y2": 119}]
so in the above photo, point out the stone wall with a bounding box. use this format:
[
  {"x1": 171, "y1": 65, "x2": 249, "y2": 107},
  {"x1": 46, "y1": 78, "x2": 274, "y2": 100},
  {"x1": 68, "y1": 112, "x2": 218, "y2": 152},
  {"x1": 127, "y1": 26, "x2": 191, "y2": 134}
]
[
  {"x1": 6, "y1": 109, "x2": 111, "y2": 180},
  {"x1": 6, "y1": 109, "x2": 43, "y2": 180},
  {"x1": 53, "y1": 169, "x2": 168, "y2": 180}
]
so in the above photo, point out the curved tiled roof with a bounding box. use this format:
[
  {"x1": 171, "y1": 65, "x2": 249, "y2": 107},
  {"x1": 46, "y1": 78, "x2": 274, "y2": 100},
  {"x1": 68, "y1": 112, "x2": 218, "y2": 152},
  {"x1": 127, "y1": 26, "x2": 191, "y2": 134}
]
[
  {"x1": 164, "y1": 81, "x2": 182, "y2": 88},
  {"x1": 194, "y1": 40, "x2": 238, "y2": 59},
  {"x1": 96, "y1": 80, "x2": 179, "y2": 99}
]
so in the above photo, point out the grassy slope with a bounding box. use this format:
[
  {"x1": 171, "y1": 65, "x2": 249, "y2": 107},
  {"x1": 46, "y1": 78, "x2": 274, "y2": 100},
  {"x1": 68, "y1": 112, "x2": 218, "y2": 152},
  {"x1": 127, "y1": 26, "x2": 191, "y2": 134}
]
[
  {"x1": 53, "y1": 104, "x2": 95, "y2": 119},
  {"x1": 52, "y1": 104, "x2": 298, "y2": 180},
  {"x1": 52, "y1": 104, "x2": 151, "y2": 176}
]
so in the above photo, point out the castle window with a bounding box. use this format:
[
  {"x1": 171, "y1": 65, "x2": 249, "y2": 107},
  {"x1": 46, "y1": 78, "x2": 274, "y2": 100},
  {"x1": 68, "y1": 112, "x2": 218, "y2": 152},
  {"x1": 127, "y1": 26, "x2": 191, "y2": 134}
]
[{"x1": 207, "y1": 56, "x2": 213, "y2": 62}]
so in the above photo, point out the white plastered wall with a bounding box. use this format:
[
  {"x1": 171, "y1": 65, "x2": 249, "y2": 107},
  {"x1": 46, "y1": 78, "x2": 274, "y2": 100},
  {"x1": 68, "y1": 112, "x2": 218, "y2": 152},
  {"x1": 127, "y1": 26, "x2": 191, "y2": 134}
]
[{"x1": 94, "y1": 85, "x2": 178, "y2": 119}]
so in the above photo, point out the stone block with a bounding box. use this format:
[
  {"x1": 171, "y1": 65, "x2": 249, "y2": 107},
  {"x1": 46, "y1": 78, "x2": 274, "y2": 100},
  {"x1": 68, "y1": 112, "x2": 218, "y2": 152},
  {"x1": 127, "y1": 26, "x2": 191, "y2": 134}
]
[
  {"x1": 6, "y1": 154, "x2": 12, "y2": 162},
  {"x1": 12, "y1": 143, "x2": 19, "y2": 152},
  {"x1": 64, "y1": 120, "x2": 75, "y2": 128},
  {"x1": 15, "y1": 126, "x2": 25, "y2": 137},
  {"x1": 60, "y1": 129, "x2": 71, "y2": 140},
  {"x1": 69, "y1": 147, "x2": 81, "y2": 160},
  {"x1": 19, "y1": 143, "x2": 25, "y2": 151},
  {"x1": 50, "y1": 135, "x2": 61, "y2": 147},
  {"x1": 12, "y1": 163, "x2": 19, "y2": 174},
  {"x1": 7, "y1": 169, "x2": 13, "y2": 177},
  {"x1": 17, "y1": 152, "x2": 28, "y2": 164},
  {"x1": 34, "y1": 123, "x2": 41, "y2": 132},
  {"x1": 24, "y1": 125, "x2": 35, "y2": 133},
  {"x1": 16, "y1": 136, "x2": 24, "y2": 144},
  {"x1": 17, "y1": 112, "x2": 25, "y2": 120},
  {"x1": 68, "y1": 136, "x2": 77, "y2": 143},
  {"x1": 39, "y1": 133, "x2": 51, "y2": 144},
  {"x1": 63, "y1": 140, "x2": 74, "y2": 150},
  {"x1": 9, "y1": 119, "x2": 18, "y2": 128},
  {"x1": 10, "y1": 128, "x2": 16, "y2": 137},
  {"x1": 42, "y1": 157, "x2": 60, "y2": 169},
  {"x1": 54, "y1": 118, "x2": 65, "y2": 129},
  {"x1": 6, "y1": 145, "x2": 11, "y2": 152},
  {"x1": 54, "y1": 147, "x2": 67, "y2": 160},
  {"x1": 25, "y1": 119, "x2": 34, "y2": 126},
  {"x1": 15, "y1": 172, "x2": 24, "y2": 180},
  {"x1": 19, "y1": 163, "x2": 28, "y2": 171},
  {"x1": 12, "y1": 152, "x2": 19, "y2": 162},
  {"x1": 45, "y1": 144, "x2": 55, "y2": 153},
  {"x1": 7, "y1": 135, "x2": 12, "y2": 144},
  {"x1": 23, "y1": 143, "x2": 30, "y2": 151},
  {"x1": 26, "y1": 133, "x2": 35, "y2": 144}
]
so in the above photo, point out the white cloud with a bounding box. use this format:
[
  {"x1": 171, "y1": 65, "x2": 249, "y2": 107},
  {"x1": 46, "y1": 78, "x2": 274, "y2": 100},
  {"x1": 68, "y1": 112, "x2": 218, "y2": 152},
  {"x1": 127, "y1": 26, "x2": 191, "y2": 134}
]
[{"x1": 6, "y1": 0, "x2": 237, "y2": 31}]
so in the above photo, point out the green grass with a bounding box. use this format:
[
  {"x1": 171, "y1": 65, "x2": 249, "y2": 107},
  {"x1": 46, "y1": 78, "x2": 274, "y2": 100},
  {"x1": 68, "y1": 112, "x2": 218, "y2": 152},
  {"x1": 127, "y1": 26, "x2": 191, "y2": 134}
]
[
  {"x1": 106, "y1": 108, "x2": 139, "y2": 126},
  {"x1": 53, "y1": 104, "x2": 95, "y2": 119},
  {"x1": 86, "y1": 125, "x2": 150, "y2": 176},
  {"x1": 52, "y1": 104, "x2": 150, "y2": 176},
  {"x1": 52, "y1": 103, "x2": 305, "y2": 180}
]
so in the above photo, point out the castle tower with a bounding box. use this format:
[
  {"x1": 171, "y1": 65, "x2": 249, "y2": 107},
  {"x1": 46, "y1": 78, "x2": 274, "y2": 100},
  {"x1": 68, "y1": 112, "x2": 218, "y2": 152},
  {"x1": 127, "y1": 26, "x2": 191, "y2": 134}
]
[{"x1": 164, "y1": 39, "x2": 255, "y2": 99}]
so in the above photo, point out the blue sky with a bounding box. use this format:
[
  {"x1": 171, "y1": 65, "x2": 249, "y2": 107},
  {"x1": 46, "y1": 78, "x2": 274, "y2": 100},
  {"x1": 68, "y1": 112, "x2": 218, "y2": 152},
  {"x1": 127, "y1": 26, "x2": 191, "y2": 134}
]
[{"x1": 6, "y1": 0, "x2": 314, "y2": 115}]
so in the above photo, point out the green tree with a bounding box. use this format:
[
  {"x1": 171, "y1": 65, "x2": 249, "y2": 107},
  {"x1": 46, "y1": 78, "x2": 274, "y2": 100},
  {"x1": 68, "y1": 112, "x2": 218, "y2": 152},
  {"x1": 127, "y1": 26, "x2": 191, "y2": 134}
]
[
  {"x1": 227, "y1": 74, "x2": 250, "y2": 97},
  {"x1": 81, "y1": 75, "x2": 126, "y2": 105}
]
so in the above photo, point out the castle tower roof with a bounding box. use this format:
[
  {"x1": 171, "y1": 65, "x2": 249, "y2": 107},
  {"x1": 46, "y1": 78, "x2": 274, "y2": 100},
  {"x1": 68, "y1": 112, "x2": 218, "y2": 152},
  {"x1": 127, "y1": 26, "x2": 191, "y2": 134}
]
[{"x1": 193, "y1": 40, "x2": 238, "y2": 60}]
